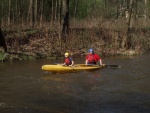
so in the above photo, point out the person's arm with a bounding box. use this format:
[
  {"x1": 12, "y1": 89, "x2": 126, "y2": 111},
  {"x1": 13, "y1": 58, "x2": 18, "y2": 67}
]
[
  {"x1": 99, "y1": 59, "x2": 102, "y2": 66},
  {"x1": 85, "y1": 55, "x2": 89, "y2": 65},
  {"x1": 62, "y1": 63, "x2": 66, "y2": 66},
  {"x1": 85, "y1": 60, "x2": 88, "y2": 65},
  {"x1": 69, "y1": 60, "x2": 74, "y2": 66},
  {"x1": 95, "y1": 54, "x2": 102, "y2": 65}
]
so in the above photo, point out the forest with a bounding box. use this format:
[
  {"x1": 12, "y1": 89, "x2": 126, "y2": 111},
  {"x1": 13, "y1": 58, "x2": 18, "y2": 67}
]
[{"x1": 0, "y1": 0, "x2": 150, "y2": 61}]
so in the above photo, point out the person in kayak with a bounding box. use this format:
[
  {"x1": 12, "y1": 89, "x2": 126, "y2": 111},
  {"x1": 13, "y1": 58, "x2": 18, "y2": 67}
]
[
  {"x1": 62, "y1": 52, "x2": 74, "y2": 66},
  {"x1": 85, "y1": 48, "x2": 103, "y2": 66}
]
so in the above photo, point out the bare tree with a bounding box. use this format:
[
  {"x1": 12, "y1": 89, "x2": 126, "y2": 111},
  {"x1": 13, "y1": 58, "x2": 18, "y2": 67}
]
[
  {"x1": 54, "y1": 0, "x2": 57, "y2": 21},
  {"x1": 27, "y1": 0, "x2": 34, "y2": 27},
  {"x1": 61, "y1": 0, "x2": 69, "y2": 42},
  {"x1": 127, "y1": 0, "x2": 134, "y2": 28},
  {"x1": 39, "y1": 0, "x2": 43, "y2": 28},
  {"x1": 0, "y1": 0, "x2": 4, "y2": 26},
  {"x1": 34, "y1": 0, "x2": 38, "y2": 25},
  {"x1": 121, "y1": 0, "x2": 134, "y2": 49},
  {"x1": 74, "y1": 0, "x2": 79, "y2": 19},
  {"x1": 0, "y1": 28, "x2": 7, "y2": 52},
  {"x1": 7, "y1": 0, "x2": 11, "y2": 26},
  {"x1": 126, "y1": 0, "x2": 134, "y2": 49},
  {"x1": 143, "y1": 0, "x2": 148, "y2": 26},
  {"x1": 51, "y1": 0, "x2": 54, "y2": 25}
]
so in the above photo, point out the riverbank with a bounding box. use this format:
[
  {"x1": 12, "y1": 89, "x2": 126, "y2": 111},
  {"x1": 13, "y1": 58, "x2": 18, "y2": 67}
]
[
  {"x1": 0, "y1": 49, "x2": 141, "y2": 62},
  {"x1": 0, "y1": 27, "x2": 150, "y2": 61}
]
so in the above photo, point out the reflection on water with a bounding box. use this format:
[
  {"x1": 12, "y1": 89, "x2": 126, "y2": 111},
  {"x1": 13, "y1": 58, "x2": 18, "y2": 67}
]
[{"x1": 0, "y1": 53, "x2": 150, "y2": 113}]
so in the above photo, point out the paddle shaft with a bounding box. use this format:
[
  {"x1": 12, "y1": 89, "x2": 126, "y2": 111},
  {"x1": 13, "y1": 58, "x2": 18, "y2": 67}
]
[
  {"x1": 103, "y1": 64, "x2": 121, "y2": 68},
  {"x1": 86, "y1": 64, "x2": 121, "y2": 68},
  {"x1": 56, "y1": 63, "x2": 121, "y2": 68}
]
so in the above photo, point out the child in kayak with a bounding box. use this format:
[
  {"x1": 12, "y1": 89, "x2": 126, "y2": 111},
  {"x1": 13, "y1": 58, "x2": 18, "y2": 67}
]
[{"x1": 62, "y1": 52, "x2": 74, "y2": 66}]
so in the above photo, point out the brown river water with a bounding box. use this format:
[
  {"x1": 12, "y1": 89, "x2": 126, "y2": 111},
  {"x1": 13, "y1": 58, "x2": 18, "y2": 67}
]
[{"x1": 0, "y1": 52, "x2": 150, "y2": 113}]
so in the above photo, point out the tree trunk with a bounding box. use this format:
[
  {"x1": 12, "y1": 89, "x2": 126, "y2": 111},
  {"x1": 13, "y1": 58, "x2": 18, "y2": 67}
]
[
  {"x1": 1, "y1": 0, "x2": 4, "y2": 26},
  {"x1": 51, "y1": 0, "x2": 54, "y2": 26},
  {"x1": 54, "y1": 0, "x2": 58, "y2": 21},
  {"x1": 74, "y1": 0, "x2": 79, "y2": 19},
  {"x1": 32, "y1": 0, "x2": 35, "y2": 28},
  {"x1": 126, "y1": 0, "x2": 134, "y2": 49},
  {"x1": 0, "y1": 28, "x2": 7, "y2": 52},
  {"x1": 104, "y1": 0, "x2": 107, "y2": 17},
  {"x1": 116, "y1": 0, "x2": 119, "y2": 19},
  {"x1": 7, "y1": 0, "x2": 11, "y2": 26},
  {"x1": 121, "y1": 0, "x2": 134, "y2": 49},
  {"x1": 143, "y1": 0, "x2": 147, "y2": 26},
  {"x1": 61, "y1": 0, "x2": 69, "y2": 42},
  {"x1": 28, "y1": 0, "x2": 34, "y2": 27},
  {"x1": 40, "y1": 0, "x2": 43, "y2": 28},
  {"x1": 34, "y1": 0, "x2": 38, "y2": 26}
]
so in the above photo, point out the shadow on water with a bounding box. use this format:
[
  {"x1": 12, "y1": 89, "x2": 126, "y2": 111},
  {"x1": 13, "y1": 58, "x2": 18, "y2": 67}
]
[{"x1": 0, "y1": 52, "x2": 150, "y2": 113}]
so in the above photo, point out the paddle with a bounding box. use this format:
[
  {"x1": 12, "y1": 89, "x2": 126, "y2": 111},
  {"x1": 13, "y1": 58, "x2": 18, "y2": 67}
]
[
  {"x1": 55, "y1": 63, "x2": 121, "y2": 68},
  {"x1": 86, "y1": 64, "x2": 121, "y2": 68},
  {"x1": 102, "y1": 64, "x2": 121, "y2": 68}
]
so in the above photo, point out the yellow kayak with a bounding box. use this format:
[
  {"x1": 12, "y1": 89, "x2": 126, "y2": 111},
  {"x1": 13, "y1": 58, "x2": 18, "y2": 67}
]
[{"x1": 41, "y1": 64, "x2": 104, "y2": 73}]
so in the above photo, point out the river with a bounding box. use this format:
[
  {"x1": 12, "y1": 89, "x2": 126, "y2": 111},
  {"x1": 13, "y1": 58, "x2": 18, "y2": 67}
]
[{"x1": 0, "y1": 52, "x2": 150, "y2": 113}]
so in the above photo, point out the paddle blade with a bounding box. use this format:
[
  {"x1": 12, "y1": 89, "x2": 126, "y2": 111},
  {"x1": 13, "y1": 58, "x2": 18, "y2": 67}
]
[{"x1": 103, "y1": 64, "x2": 121, "y2": 68}]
